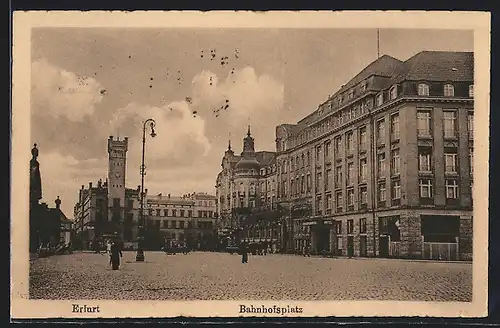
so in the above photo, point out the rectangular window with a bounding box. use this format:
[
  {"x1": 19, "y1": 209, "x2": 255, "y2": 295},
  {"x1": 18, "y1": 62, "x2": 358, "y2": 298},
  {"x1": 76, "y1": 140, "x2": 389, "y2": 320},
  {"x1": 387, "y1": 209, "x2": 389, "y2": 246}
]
[
  {"x1": 335, "y1": 220, "x2": 342, "y2": 234},
  {"x1": 419, "y1": 179, "x2": 433, "y2": 198},
  {"x1": 347, "y1": 163, "x2": 354, "y2": 185},
  {"x1": 336, "y1": 191, "x2": 343, "y2": 211},
  {"x1": 315, "y1": 172, "x2": 322, "y2": 193},
  {"x1": 360, "y1": 218, "x2": 367, "y2": 234},
  {"x1": 347, "y1": 188, "x2": 355, "y2": 206},
  {"x1": 171, "y1": 220, "x2": 177, "y2": 229},
  {"x1": 377, "y1": 119, "x2": 385, "y2": 144},
  {"x1": 307, "y1": 174, "x2": 311, "y2": 192},
  {"x1": 336, "y1": 165, "x2": 342, "y2": 188},
  {"x1": 468, "y1": 113, "x2": 474, "y2": 139},
  {"x1": 162, "y1": 220, "x2": 168, "y2": 228},
  {"x1": 359, "y1": 186, "x2": 368, "y2": 204},
  {"x1": 334, "y1": 136, "x2": 343, "y2": 156},
  {"x1": 326, "y1": 194, "x2": 332, "y2": 214},
  {"x1": 445, "y1": 180, "x2": 459, "y2": 199},
  {"x1": 469, "y1": 148, "x2": 474, "y2": 176},
  {"x1": 316, "y1": 195, "x2": 322, "y2": 216},
  {"x1": 359, "y1": 126, "x2": 367, "y2": 151},
  {"x1": 359, "y1": 158, "x2": 367, "y2": 182},
  {"x1": 392, "y1": 180, "x2": 401, "y2": 199},
  {"x1": 179, "y1": 221, "x2": 185, "y2": 229},
  {"x1": 180, "y1": 210, "x2": 185, "y2": 217},
  {"x1": 378, "y1": 153, "x2": 386, "y2": 178},
  {"x1": 156, "y1": 209, "x2": 161, "y2": 216},
  {"x1": 347, "y1": 219, "x2": 354, "y2": 234},
  {"x1": 378, "y1": 182, "x2": 386, "y2": 202},
  {"x1": 443, "y1": 111, "x2": 457, "y2": 138},
  {"x1": 325, "y1": 141, "x2": 331, "y2": 160},
  {"x1": 417, "y1": 110, "x2": 432, "y2": 137},
  {"x1": 301, "y1": 176, "x2": 305, "y2": 193},
  {"x1": 164, "y1": 209, "x2": 169, "y2": 216},
  {"x1": 444, "y1": 152, "x2": 458, "y2": 173},
  {"x1": 172, "y1": 209, "x2": 177, "y2": 217},
  {"x1": 346, "y1": 132, "x2": 354, "y2": 154},
  {"x1": 391, "y1": 113, "x2": 400, "y2": 140},
  {"x1": 418, "y1": 148, "x2": 432, "y2": 172},
  {"x1": 325, "y1": 169, "x2": 332, "y2": 191},
  {"x1": 391, "y1": 149, "x2": 400, "y2": 175},
  {"x1": 316, "y1": 146, "x2": 322, "y2": 164}
]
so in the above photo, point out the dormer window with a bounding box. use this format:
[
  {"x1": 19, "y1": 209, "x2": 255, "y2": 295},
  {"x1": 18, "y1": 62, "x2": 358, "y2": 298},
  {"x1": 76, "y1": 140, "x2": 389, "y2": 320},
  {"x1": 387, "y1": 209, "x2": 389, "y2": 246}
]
[
  {"x1": 348, "y1": 89, "x2": 354, "y2": 100},
  {"x1": 469, "y1": 84, "x2": 474, "y2": 98},
  {"x1": 338, "y1": 95, "x2": 343, "y2": 105},
  {"x1": 444, "y1": 84, "x2": 455, "y2": 97},
  {"x1": 418, "y1": 83, "x2": 430, "y2": 96},
  {"x1": 390, "y1": 85, "x2": 398, "y2": 100},
  {"x1": 376, "y1": 93, "x2": 384, "y2": 106},
  {"x1": 360, "y1": 82, "x2": 367, "y2": 93}
]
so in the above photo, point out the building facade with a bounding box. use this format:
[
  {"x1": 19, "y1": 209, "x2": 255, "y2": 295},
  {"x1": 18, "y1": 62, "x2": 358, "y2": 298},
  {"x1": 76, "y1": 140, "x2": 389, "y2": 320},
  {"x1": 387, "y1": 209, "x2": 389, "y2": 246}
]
[
  {"x1": 73, "y1": 136, "x2": 141, "y2": 250},
  {"x1": 215, "y1": 127, "x2": 282, "y2": 250},
  {"x1": 145, "y1": 192, "x2": 217, "y2": 250},
  {"x1": 216, "y1": 51, "x2": 474, "y2": 261}
]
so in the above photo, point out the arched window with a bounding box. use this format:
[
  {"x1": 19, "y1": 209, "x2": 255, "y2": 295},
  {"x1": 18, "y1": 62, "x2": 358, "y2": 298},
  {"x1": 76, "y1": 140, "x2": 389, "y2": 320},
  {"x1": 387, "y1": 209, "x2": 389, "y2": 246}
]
[
  {"x1": 376, "y1": 93, "x2": 384, "y2": 106},
  {"x1": 418, "y1": 83, "x2": 430, "y2": 96},
  {"x1": 444, "y1": 84, "x2": 455, "y2": 97},
  {"x1": 469, "y1": 84, "x2": 474, "y2": 98},
  {"x1": 390, "y1": 85, "x2": 398, "y2": 100}
]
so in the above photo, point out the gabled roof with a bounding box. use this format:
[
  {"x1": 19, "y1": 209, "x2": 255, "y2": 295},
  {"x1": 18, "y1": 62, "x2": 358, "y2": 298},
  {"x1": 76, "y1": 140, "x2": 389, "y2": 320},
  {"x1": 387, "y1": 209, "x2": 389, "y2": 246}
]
[{"x1": 391, "y1": 51, "x2": 473, "y2": 83}]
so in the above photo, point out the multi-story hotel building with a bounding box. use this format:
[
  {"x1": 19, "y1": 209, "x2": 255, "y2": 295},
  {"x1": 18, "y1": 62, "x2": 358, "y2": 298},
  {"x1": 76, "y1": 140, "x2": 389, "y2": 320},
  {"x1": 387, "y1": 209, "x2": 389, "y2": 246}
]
[
  {"x1": 145, "y1": 192, "x2": 217, "y2": 250},
  {"x1": 216, "y1": 51, "x2": 474, "y2": 261},
  {"x1": 275, "y1": 51, "x2": 473, "y2": 261}
]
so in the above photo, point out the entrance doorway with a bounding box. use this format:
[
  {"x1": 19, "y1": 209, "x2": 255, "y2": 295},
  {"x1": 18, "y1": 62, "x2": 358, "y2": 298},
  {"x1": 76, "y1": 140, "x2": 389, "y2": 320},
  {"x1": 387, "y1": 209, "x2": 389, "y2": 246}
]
[
  {"x1": 360, "y1": 235, "x2": 367, "y2": 257},
  {"x1": 315, "y1": 226, "x2": 330, "y2": 254},
  {"x1": 347, "y1": 236, "x2": 354, "y2": 257},
  {"x1": 379, "y1": 235, "x2": 389, "y2": 258}
]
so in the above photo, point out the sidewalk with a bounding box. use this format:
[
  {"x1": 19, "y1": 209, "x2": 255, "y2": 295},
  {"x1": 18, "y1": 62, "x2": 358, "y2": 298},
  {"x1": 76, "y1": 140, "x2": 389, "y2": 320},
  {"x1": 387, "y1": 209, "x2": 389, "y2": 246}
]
[{"x1": 263, "y1": 252, "x2": 472, "y2": 264}]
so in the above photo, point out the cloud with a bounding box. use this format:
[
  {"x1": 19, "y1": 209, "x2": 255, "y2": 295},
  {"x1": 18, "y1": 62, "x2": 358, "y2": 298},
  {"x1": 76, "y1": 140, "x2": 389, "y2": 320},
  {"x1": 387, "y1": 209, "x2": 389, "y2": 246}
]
[
  {"x1": 190, "y1": 67, "x2": 284, "y2": 150},
  {"x1": 109, "y1": 100, "x2": 211, "y2": 172},
  {"x1": 31, "y1": 58, "x2": 105, "y2": 122}
]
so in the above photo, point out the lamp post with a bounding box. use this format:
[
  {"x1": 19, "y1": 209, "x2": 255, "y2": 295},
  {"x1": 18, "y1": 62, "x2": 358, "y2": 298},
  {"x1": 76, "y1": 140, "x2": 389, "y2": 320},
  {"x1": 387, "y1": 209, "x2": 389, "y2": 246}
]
[{"x1": 136, "y1": 118, "x2": 157, "y2": 262}]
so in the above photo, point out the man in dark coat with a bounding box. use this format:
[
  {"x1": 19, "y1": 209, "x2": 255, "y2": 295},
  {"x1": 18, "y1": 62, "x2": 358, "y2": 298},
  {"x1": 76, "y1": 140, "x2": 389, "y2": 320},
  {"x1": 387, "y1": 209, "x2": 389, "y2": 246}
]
[
  {"x1": 109, "y1": 242, "x2": 123, "y2": 270},
  {"x1": 241, "y1": 242, "x2": 248, "y2": 264}
]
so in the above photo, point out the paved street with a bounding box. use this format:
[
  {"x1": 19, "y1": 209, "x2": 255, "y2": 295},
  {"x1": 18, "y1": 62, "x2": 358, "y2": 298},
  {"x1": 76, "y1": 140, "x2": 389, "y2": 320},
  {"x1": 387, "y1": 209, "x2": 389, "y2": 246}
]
[{"x1": 29, "y1": 251, "x2": 472, "y2": 301}]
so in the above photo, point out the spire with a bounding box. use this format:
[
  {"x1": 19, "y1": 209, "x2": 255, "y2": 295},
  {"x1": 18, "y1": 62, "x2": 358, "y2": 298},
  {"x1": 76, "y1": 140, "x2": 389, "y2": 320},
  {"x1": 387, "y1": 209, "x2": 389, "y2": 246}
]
[
  {"x1": 31, "y1": 143, "x2": 39, "y2": 161},
  {"x1": 228, "y1": 132, "x2": 232, "y2": 151},
  {"x1": 377, "y1": 28, "x2": 380, "y2": 59},
  {"x1": 247, "y1": 125, "x2": 251, "y2": 137}
]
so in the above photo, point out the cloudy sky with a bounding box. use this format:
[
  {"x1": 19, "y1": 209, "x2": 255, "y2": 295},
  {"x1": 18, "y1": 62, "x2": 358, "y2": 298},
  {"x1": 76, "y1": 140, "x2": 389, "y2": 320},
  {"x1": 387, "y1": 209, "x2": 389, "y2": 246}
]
[{"x1": 31, "y1": 28, "x2": 473, "y2": 217}]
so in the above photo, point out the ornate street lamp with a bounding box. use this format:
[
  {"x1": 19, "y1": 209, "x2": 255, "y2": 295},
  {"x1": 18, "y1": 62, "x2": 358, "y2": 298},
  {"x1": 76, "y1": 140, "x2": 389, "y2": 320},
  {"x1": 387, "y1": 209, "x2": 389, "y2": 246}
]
[{"x1": 136, "y1": 118, "x2": 157, "y2": 262}]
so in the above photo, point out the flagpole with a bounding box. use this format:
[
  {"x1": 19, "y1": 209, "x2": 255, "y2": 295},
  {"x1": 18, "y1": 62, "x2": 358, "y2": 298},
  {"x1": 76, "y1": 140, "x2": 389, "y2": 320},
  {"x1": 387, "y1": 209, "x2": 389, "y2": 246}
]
[{"x1": 377, "y1": 28, "x2": 380, "y2": 58}]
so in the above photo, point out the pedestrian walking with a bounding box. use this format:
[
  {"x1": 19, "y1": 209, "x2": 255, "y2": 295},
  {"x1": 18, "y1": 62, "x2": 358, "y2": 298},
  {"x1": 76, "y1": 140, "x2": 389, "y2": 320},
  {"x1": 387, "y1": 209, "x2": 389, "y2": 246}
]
[
  {"x1": 109, "y1": 241, "x2": 123, "y2": 270},
  {"x1": 241, "y1": 243, "x2": 248, "y2": 264}
]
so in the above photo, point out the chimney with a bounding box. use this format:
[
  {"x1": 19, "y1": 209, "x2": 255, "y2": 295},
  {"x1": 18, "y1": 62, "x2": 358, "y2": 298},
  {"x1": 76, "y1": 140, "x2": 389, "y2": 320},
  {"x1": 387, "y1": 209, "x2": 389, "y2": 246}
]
[
  {"x1": 158, "y1": 193, "x2": 162, "y2": 199},
  {"x1": 145, "y1": 188, "x2": 148, "y2": 195},
  {"x1": 89, "y1": 182, "x2": 92, "y2": 189},
  {"x1": 81, "y1": 185, "x2": 84, "y2": 190},
  {"x1": 168, "y1": 193, "x2": 171, "y2": 199},
  {"x1": 55, "y1": 196, "x2": 61, "y2": 210},
  {"x1": 137, "y1": 185, "x2": 140, "y2": 192},
  {"x1": 98, "y1": 179, "x2": 102, "y2": 188}
]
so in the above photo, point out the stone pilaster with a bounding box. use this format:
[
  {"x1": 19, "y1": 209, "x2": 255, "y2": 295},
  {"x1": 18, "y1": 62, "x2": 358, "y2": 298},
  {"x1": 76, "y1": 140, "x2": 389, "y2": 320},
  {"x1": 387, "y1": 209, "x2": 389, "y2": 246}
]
[{"x1": 459, "y1": 215, "x2": 473, "y2": 261}]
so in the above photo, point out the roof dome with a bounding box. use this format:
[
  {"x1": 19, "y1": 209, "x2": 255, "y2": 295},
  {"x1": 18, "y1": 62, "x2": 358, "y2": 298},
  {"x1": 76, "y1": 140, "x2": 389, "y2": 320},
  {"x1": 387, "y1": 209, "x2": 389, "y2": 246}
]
[{"x1": 235, "y1": 157, "x2": 261, "y2": 171}]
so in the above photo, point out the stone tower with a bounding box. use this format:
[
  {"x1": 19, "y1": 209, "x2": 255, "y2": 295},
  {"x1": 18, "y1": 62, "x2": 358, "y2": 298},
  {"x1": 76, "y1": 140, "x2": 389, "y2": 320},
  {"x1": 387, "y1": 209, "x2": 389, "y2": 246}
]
[{"x1": 107, "y1": 136, "x2": 128, "y2": 210}]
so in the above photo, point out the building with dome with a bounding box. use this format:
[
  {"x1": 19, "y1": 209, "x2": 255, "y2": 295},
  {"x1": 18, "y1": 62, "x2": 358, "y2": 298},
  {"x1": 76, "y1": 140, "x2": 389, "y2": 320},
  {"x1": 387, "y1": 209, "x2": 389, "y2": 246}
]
[
  {"x1": 215, "y1": 50, "x2": 474, "y2": 260},
  {"x1": 215, "y1": 127, "x2": 280, "y2": 250}
]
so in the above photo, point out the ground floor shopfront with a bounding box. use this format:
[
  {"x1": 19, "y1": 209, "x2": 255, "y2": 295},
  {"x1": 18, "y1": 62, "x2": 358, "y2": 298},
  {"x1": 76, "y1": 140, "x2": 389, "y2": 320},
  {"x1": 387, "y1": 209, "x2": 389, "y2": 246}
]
[{"x1": 301, "y1": 208, "x2": 472, "y2": 261}]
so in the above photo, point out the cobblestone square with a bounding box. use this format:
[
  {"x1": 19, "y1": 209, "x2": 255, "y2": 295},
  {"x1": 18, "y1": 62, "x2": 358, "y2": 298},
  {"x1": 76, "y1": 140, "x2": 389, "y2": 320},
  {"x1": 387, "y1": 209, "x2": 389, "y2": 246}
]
[{"x1": 29, "y1": 251, "x2": 472, "y2": 301}]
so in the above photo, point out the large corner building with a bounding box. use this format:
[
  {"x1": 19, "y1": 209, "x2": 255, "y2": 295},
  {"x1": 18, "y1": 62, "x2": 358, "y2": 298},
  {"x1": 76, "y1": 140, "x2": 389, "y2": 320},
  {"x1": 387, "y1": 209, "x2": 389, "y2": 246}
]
[{"x1": 216, "y1": 51, "x2": 474, "y2": 261}]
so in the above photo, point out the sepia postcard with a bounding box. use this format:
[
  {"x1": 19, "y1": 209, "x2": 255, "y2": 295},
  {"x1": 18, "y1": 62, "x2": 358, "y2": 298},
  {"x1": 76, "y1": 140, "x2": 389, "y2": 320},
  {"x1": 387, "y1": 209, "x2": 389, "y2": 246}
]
[{"x1": 11, "y1": 10, "x2": 490, "y2": 319}]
